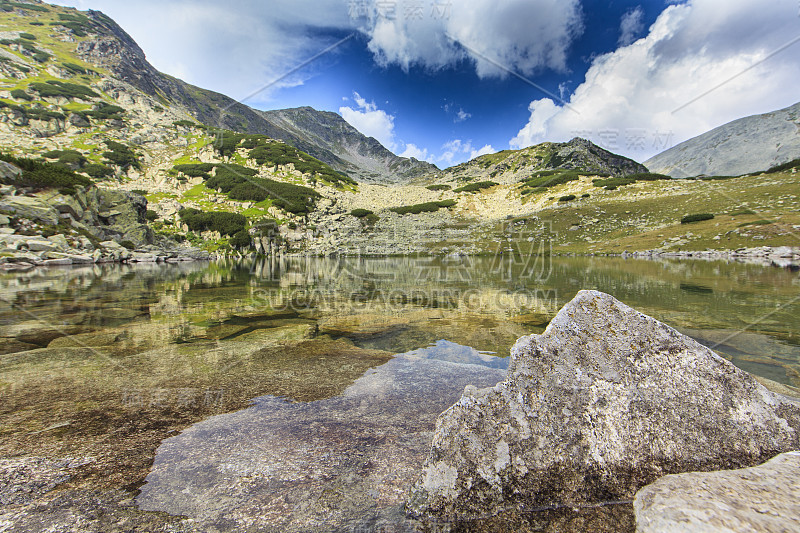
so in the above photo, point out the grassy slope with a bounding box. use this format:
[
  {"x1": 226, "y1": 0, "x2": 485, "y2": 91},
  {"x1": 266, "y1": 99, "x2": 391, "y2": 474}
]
[{"x1": 515, "y1": 172, "x2": 799, "y2": 254}]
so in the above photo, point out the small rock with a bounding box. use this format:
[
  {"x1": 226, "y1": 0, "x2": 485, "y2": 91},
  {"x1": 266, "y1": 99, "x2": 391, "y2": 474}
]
[{"x1": 634, "y1": 451, "x2": 800, "y2": 533}]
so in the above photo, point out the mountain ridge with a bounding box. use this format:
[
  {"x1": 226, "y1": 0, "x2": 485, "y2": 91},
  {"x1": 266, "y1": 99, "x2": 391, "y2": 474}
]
[
  {"x1": 75, "y1": 10, "x2": 434, "y2": 183},
  {"x1": 645, "y1": 101, "x2": 800, "y2": 178}
]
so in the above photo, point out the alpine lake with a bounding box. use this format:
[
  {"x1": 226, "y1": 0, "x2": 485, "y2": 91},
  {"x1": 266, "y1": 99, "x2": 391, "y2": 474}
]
[{"x1": 1, "y1": 255, "x2": 799, "y2": 531}]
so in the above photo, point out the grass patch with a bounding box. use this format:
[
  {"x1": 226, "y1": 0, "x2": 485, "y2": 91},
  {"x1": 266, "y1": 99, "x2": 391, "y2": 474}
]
[
  {"x1": 559, "y1": 195, "x2": 576, "y2": 202},
  {"x1": 426, "y1": 184, "x2": 451, "y2": 191}
]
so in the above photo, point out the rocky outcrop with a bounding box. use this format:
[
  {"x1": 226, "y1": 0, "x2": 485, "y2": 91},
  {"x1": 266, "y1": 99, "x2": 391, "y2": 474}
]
[
  {"x1": 407, "y1": 290, "x2": 800, "y2": 521},
  {"x1": 634, "y1": 451, "x2": 800, "y2": 532},
  {"x1": 260, "y1": 107, "x2": 438, "y2": 183},
  {"x1": 0, "y1": 182, "x2": 208, "y2": 269},
  {"x1": 645, "y1": 100, "x2": 800, "y2": 178}
]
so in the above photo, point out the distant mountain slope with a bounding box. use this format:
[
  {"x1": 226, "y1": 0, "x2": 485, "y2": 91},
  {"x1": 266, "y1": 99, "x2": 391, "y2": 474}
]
[
  {"x1": 259, "y1": 107, "x2": 438, "y2": 183},
  {"x1": 430, "y1": 137, "x2": 648, "y2": 186},
  {"x1": 645, "y1": 102, "x2": 800, "y2": 178},
  {"x1": 77, "y1": 9, "x2": 431, "y2": 183}
]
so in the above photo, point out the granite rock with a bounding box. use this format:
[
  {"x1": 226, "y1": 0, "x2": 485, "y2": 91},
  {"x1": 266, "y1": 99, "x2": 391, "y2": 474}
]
[{"x1": 408, "y1": 290, "x2": 800, "y2": 520}]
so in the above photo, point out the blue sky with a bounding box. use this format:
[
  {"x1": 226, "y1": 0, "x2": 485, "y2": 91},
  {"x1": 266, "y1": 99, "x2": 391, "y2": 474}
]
[{"x1": 51, "y1": 0, "x2": 800, "y2": 167}]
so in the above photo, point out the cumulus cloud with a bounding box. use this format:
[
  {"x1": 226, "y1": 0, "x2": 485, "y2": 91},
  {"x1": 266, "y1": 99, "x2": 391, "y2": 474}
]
[
  {"x1": 618, "y1": 6, "x2": 645, "y2": 46},
  {"x1": 399, "y1": 143, "x2": 433, "y2": 162},
  {"x1": 339, "y1": 92, "x2": 398, "y2": 151},
  {"x1": 438, "y1": 139, "x2": 495, "y2": 165},
  {"x1": 357, "y1": 0, "x2": 584, "y2": 77},
  {"x1": 470, "y1": 144, "x2": 496, "y2": 159},
  {"x1": 510, "y1": 0, "x2": 800, "y2": 162}
]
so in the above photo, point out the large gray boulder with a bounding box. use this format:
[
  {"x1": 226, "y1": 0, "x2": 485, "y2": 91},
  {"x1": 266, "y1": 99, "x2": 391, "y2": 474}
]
[
  {"x1": 408, "y1": 290, "x2": 800, "y2": 521},
  {"x1": 634, "y1": 451, "x2": 800, "y2": 532}
]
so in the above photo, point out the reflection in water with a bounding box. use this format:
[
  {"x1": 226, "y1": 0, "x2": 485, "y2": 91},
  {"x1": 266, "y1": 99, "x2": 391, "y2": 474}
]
[{"x1": 137, "y1": 341, "x2": 508, "y2": 531}]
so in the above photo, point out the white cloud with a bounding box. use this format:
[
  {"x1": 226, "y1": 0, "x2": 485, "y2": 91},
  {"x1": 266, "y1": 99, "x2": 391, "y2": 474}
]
[
  {"x1": 358, "y1": 0, "x2": 584, "y2": 78},
  {"x1": 455, "y1": 109, "x2": 472, "y2": 123},
  {"x1": 510, "y1": 0, "x2": 800, "y2": 162},
  {"x1": 619, "y1": 6, "x2": 645, "y2": 46},
  {"x1": 470, "y1": 144, "x2": 496, "y2": 159},
  {"x1": 339, "y1": 92, "x2": 398, "y2": 151},
  {"x1": 437, "y1": 139, "x2": 494, "y2": 166},
  {"x1": 399, "y1": 143, "x2": 433, "y2": 162}
]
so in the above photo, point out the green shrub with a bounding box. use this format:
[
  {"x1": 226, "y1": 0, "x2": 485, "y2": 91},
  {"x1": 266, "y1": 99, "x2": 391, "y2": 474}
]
[
  {"x1": 18, "y1": 32, "x2": 35, "y2": 40},
  {"x1": 42, "y1": 149, "x2": 86, "y2": 167},
  {"x1": 50, "y1": 13, "x2": 92, "y2": 37},
  {"x1": 173, "y1": 119, "x2": 198, "y2": 128},
  {"x1": 0, "y1": 2, "x2": 49, "y2": 12},
  {"x1": 426, "y1": 184, "x2": 451, "y2": 191},
  {"x1": 559, "y1": 195, "x2": 576, "y2": 202},
  {"x1": 351, "y1": 209, "x2": 373, "y2": 218},
  {"x1": 179, "y1": 208, "x2": 247, "y2": 236},
  {"x1": 103, "y1": 140, "x2": 141, "y2": 170},
  {"x1": 729, "y1": 209, "x2": 756, "y2": 216},
  {"x1": 521, "y1": 170, "x2": 583, "y2": 190},
  {"x1": 698, "y1": 175, "x2": 739, "y2": 181},
  {"x1": 625, "y1": 172, "x2": 671, "y2": 181},
  {"x1": 29, "y1": 21, "x2": 44, "y2": 26},
  {"x1": 230, "y1": 229, "x2": 251, "y2": 248},
  {"x1": 390, "y1": 200, "x2": 456, "y2": 215},
  {"x1": 87, "y1": 102, "x2": 125, "y2": 121},
  {"x1": 82, "y1": 163, "x2": 114, "y2": 178},
  {"x1": 173, "y1": 162, "x2": 216, "y2": 178},
  {"x1": 29, "y1": 81, "x2": 98, "y2": 100},
  {"x1": 10, "y1": 89, "x2": 31, "y2": 101},
  {"x1": 145, "y1": 209, "x2": 158, "y2": 222},
  {"x1": 681, "y1": 213, "x2": 715, "y2": 224},
  {"x1": 61, "y1": 62, "x2": 86, "y2": 75},
  {"x1": 26, "y1": 108, "x2": 66, "y2": 121},
  {"x1": 594, "y1": 173, "x2": 671, "y2": 189},
  {"x1": 454, "y1": 181, "x2": 498, "y2": 193},
  {"x1": 0, "y1": 152, "x2": 91, "y2": 191},
  {"x1": 765, "y1": 158, "x2": 800, "y2": 174},
  {"x1": 581, "y1": 193, "x2": 590, "y2": 198},
  {"x1": 738, "y1": 220, "x2": 773, "y2": 227}
]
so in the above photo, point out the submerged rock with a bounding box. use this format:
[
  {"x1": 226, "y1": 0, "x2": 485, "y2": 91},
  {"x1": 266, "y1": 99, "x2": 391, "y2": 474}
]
[
  {"x1": 634, "y1": 451, "x2": 800, "y2": 532},
  {"x1": 408, "y1": 290, "x2": 800, "y2": 521}
]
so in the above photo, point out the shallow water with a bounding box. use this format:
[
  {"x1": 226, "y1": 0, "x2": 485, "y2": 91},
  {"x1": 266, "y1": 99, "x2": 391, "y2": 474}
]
[{"x1": 1, "y1": 256, "x2": 798, "y2": 530}]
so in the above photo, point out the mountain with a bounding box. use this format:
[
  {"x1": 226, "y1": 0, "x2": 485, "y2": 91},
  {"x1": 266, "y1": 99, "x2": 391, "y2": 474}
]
[
  {"x1": 645, "y1": 102, "x2": 800, "y2": 178},
  {"x1": 427, "y1": 137, "x2": 649, "y2": 186},
  {"x1": 74, "y1": 7, "x2": 431, "y2": 183},
  {"x1": 259, "y1": 107, "x2": 438, "y2": 183}
]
